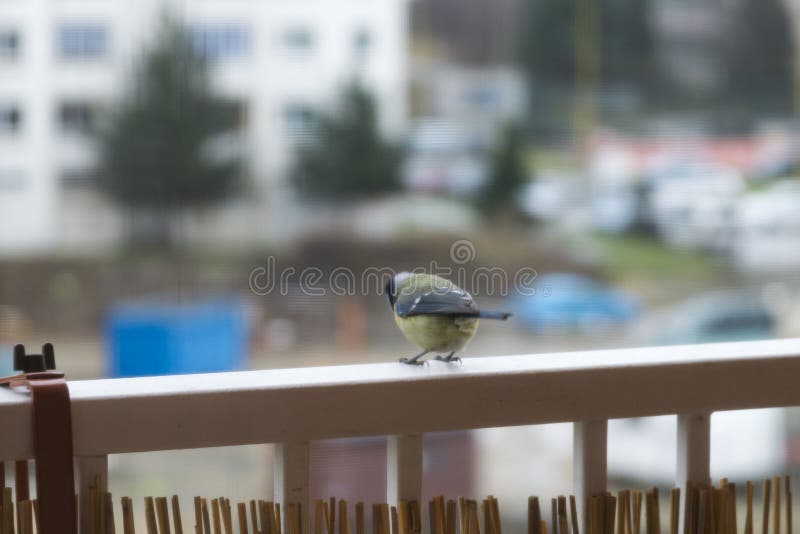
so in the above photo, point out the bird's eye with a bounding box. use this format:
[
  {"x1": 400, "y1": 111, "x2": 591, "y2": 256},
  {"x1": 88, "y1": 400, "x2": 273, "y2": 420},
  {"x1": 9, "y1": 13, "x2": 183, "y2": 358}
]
[{"x1": 385, "y1": 279, "x2": 396, "y2": 308}]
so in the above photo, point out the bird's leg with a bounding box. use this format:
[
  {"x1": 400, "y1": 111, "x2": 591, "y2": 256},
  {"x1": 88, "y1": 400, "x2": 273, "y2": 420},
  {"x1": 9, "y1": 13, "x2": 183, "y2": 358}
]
[
  {"x1": 399, "y1": 349, "x2": 429, "y2": 366},
  {"x1": 434, "y1": 352, "x2": 462, "y2": 364}
]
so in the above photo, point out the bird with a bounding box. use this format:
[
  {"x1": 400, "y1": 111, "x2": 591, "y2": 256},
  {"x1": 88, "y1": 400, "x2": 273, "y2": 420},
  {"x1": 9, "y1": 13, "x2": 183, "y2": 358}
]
[{"x1": 385, "y1": 272, "x2": 511, "y2": 365}]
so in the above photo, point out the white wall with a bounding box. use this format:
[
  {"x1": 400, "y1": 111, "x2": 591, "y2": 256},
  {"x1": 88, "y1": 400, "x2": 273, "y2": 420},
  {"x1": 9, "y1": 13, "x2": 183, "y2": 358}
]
[{"x1": 0, "y1": 0, "x2": 409, "y2": 253}]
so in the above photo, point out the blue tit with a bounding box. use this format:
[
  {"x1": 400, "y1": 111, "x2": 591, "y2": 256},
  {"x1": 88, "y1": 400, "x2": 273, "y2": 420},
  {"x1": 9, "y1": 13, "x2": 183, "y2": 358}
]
[{"x1": 385, "y1": 272, "x2": 511, "y2": 365}]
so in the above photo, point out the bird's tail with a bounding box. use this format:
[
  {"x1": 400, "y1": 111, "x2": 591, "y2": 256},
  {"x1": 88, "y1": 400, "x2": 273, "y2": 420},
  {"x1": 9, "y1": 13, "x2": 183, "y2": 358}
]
[{"x1": 477, "y1": 310, "x2": 512, "y2": 320}]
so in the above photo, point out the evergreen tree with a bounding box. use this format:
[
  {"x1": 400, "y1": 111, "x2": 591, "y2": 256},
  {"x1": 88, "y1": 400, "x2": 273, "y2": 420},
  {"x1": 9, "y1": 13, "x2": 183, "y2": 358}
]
[
  {"x1": 96, "y1": 16, "x2": 241, "y2": 246},
  {"x1": 723, "y1": 0, "x2": 793, "y2": 115},
  {"x1": 516, "y1": 0, "x2": 656, "y2": 137},
  {"x1": 601, "y1": 0, "x2": 655, "y2": 90},
  {"x1": 517, "y1": 0, "x2": 576, "y2": 89},
  {"x1": 479, "y1": 123, "x2": 529, "y2": 217},
  {"x1": 517, "y1": 0, "x2": 655, "y2": 91},
  {"x1": 292, "y1": 83, "x2": 401, "y2": 200}
]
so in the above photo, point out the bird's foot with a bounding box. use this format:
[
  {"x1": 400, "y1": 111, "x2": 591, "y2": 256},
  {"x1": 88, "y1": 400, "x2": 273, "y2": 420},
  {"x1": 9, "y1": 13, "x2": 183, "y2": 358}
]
[
  {"x1": 399, "y1": 349, "x2": 429, "y2": 366},
  {"x1": 434, "y1": 352, "x2": 462, "y2": 365},
  {"x1": 399, "y1": 357, "x2": 428, "y2": 366}
]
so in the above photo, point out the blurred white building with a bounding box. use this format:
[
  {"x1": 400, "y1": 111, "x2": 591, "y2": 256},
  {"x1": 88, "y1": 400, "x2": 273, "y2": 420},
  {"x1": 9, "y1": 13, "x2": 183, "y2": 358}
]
[
  {"x1": 403, "y1": 62, "x2": 527, "y2": 195},
  {"x1": 415, "y1": 63, "x2": 527, "y2": 124},
  {"x1": 0, "y1": 0, "x2": 409, "y2": 253},
  {"x1": 652, "y1": 0, "x2": 731, "y2": 97}
]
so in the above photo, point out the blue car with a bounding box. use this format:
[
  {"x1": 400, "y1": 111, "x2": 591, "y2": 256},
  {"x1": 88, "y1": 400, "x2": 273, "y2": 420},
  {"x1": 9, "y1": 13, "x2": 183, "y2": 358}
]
[{"x1": 510, "y1": 273, "x2": 640, "y2": 331}]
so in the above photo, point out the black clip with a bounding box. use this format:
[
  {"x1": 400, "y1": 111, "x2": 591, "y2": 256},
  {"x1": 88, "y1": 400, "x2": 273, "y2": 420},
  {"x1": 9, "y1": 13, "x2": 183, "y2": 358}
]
[{"x1": 13, "y1": 343, "x2": 56, "y2": 373}]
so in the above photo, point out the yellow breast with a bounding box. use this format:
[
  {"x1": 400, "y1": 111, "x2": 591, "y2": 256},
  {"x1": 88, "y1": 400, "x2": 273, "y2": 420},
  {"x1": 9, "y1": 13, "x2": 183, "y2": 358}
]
[{"x1": 394, "y1": 314, "x2": 479, "y2": 353}]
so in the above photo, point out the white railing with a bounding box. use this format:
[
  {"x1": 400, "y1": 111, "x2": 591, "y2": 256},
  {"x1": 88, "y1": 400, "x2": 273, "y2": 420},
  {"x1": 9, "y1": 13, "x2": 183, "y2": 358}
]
[{"x1": 2, "y1": 338, "x2": 800, "y2": 533}]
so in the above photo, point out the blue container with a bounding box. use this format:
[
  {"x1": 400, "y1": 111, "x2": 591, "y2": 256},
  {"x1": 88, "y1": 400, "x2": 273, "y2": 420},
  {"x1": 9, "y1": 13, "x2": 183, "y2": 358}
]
[
  {"x1": 0, "y1": 344, "x2": 13, "y2": 376},
  {"x1": 106, "y1": 298, "x2": 247, "y2": 377}
]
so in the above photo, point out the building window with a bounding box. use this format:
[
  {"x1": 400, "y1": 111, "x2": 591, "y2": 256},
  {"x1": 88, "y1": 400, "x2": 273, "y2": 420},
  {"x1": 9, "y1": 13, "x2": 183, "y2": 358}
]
[
  {"x1": 0, "y1": 170, "x2": 25, "y2": 192},
  {"x1": 0, "y1": 30, "x2": 20, "y2": 60},
  {"x1": 0, "y1": 105, "x2": 21, "y2": 134},
  {"x1": 191, "y1": 25, "x2": 250, "y2": 61},
  {"x1": 284, "y1": 104, "x2": 315, "y2": 143},
  {"x1": 283, "y1": 27, "x2": 314, "y2": 55},
  {"x1": 59, "y1": 101, "x2": 95, "y2": 135},
  {"x1": 353, "y1": 28, "x2": 371, "y2": 58},
  {"x1": 58, "y1": 24, "x2": 108, "y2": 59},
  {"x1": 60, "y1": 168, "x2": 99, "y2": 188}
]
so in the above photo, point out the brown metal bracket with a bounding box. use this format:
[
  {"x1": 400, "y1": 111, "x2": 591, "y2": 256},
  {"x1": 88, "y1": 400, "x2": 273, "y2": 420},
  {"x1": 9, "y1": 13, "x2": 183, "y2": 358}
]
[{"x1": 1, "y1": 344, "x2": 77, "y2": 534}]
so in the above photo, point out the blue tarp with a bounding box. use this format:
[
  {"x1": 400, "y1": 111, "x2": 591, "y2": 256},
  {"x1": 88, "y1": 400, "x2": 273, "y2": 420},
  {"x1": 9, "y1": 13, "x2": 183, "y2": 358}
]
[{"x1": 106, "y1": 298, "x2": 247, "y2": 377}]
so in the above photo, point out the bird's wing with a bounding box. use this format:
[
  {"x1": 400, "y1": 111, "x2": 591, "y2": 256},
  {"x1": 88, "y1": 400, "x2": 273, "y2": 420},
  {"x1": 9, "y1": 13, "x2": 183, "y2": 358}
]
[{"x1": 395, "y1": 287, "x2": 479, "y2": 317}]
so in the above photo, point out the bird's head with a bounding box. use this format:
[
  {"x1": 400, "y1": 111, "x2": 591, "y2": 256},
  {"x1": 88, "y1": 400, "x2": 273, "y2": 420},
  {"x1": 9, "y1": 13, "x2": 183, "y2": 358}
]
[{"x1": 386, "y1": 271, "x2": 413, "y2": 310}]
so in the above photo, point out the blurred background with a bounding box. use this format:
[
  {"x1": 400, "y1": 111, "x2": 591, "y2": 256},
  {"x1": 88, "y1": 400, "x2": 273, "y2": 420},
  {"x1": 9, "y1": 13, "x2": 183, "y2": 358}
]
[{"x1": 2, "y1": 0, "x2": 800, "y2": 528}]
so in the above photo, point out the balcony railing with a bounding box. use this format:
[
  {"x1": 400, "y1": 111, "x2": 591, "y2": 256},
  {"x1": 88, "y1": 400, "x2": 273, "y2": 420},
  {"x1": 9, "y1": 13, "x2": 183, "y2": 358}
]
[{"x1": 2, "y1": 338, "x2": 800, "y2": 534}]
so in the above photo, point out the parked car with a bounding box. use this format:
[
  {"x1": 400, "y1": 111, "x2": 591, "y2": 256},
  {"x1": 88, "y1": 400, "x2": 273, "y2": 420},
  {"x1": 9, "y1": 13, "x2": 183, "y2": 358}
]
[
  {"x1": 518, "y1": 172, "x2": 581, "y2": 221},
  {"x1": 648, "y1": 166, "x2": 742, "y2": 251},
  {"x1": 510, "y1": 273, "x2": 640, "y2": 331},
  {"x1": 733, "y1": 181, "x2": 800, "y2": 271},
  {"x1": 402, "y1": 118, "x2": 491, "y2": 196},
  {"x1": 635, "y1": 290, "x2": 775, "y2": 346}
]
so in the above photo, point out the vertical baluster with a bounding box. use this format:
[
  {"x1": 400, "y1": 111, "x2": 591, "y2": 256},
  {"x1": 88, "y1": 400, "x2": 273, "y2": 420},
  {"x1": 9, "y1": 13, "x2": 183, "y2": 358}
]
[
  {"x1": 275, "y1": 441, "x2": 310, "y2": 534},
  {"x1": 77, "y1": 455, "x2": 109, "y2": 534},
  {"x1": 676, "y1": 413, "x2": 711, "y2": 530},
  {"x1": 676, "y1": 414, "x2": 710, "y2": 487},
  {"x1": 387, "y1": 435, "x2": 423, "y2": 506},
  {"x1": 574, "y1": 420, "x2": 608, "y2": 534}
]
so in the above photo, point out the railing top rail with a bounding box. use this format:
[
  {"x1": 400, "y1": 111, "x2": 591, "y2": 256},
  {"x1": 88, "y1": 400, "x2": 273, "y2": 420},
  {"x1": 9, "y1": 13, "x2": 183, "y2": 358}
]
[{"x1": 1, "y1": 338, "x2": 799, "y2": 461}]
